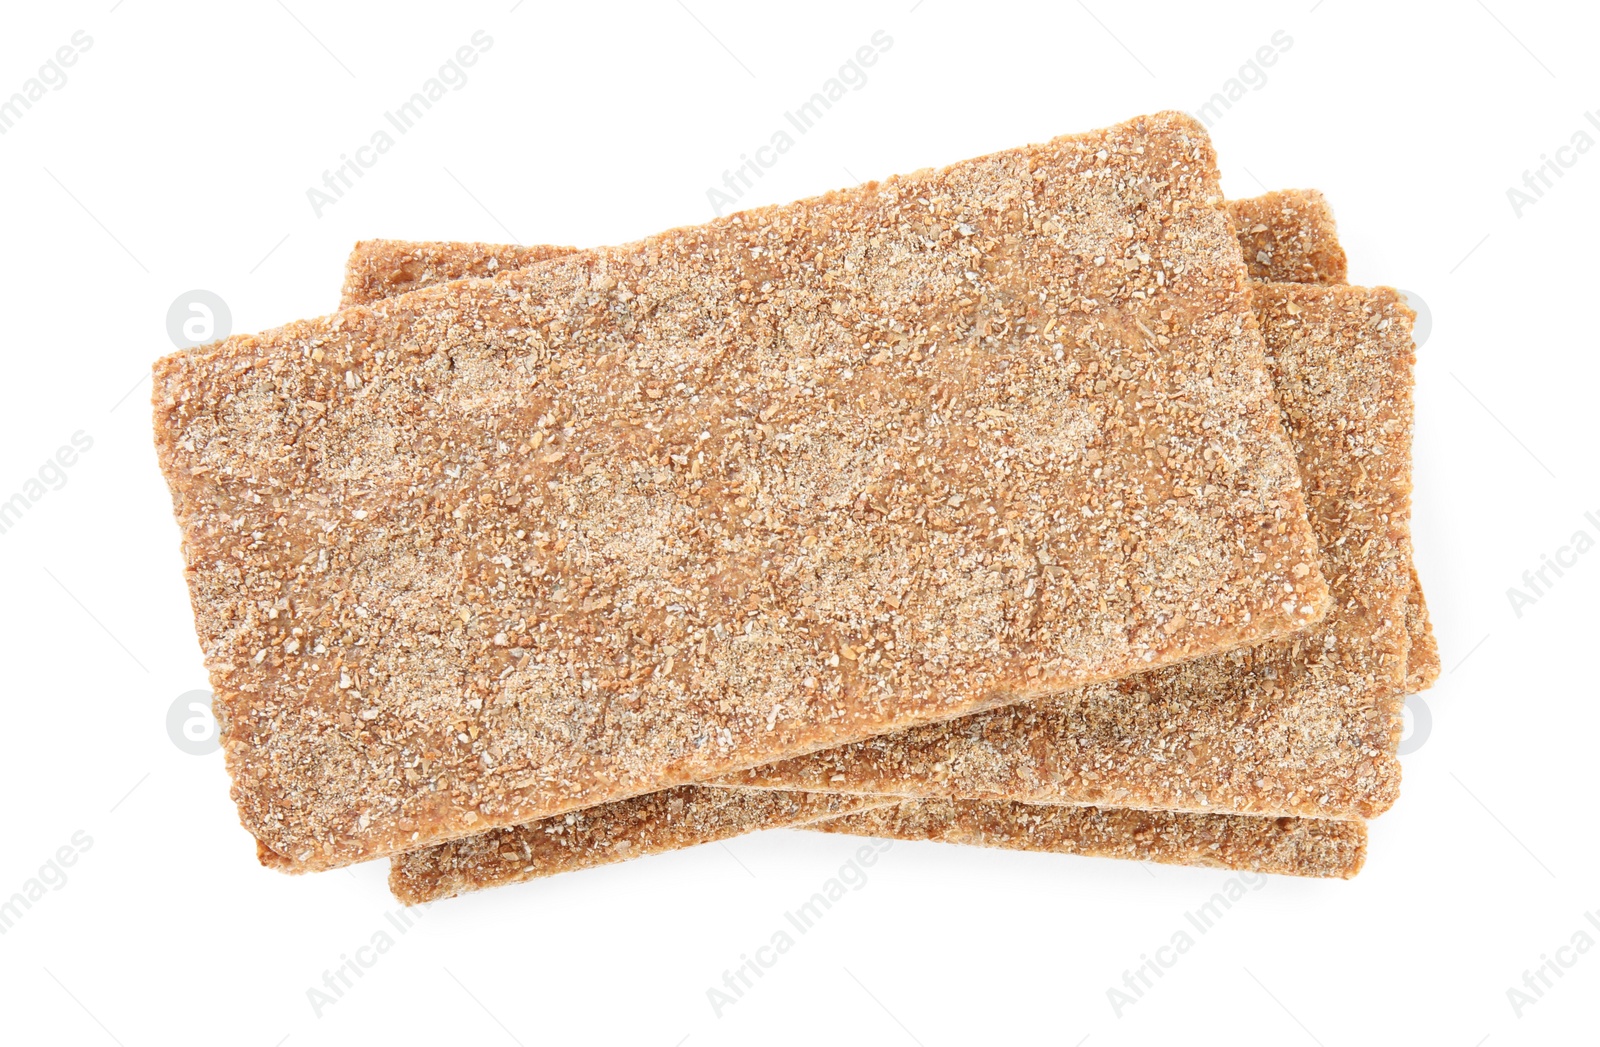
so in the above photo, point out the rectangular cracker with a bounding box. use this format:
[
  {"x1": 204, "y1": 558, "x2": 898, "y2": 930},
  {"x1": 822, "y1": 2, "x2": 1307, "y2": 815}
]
[
  {"x1": 375, "y1": 195, "x2": 1366, "y2": 902},
  {"x1": 154, "y1": 111, "x2": 1329, "y2": 872},
  {"x1": 807, "y1": 798, "x2": 1366, "y2": 878},
  {"x1": 730, "y1": 281, "x2": 1417, "y2": 820},
  {"x1": 378, "y1": 192, "x2": 1412, "y2": 901}
]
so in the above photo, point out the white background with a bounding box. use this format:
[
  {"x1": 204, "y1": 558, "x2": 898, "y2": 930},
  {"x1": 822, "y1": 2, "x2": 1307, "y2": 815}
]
[{"x1": 0, "y1": 1, "x2": 1595, "y2": 1043}]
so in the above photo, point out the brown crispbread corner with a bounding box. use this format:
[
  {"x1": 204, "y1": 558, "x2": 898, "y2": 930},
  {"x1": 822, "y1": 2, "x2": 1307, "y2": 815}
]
[
  {"x1": 339, "y1": 240, "x2": 578, "y2": 311},
  {"x1": 806, "y1": 799, "x2": 1367, "y2": 879},
  {"x1": 389, "y1": 787, "x2": 895, "y2": 904},
  {"x1": 1228, "y1": 189, "x2": 1349, "y2": 285},
  {"x1": 728, "y1": 282, "x2": 1418, "y2": 821},
  {"x1": 156, "y1": 112, "x2": 1330, "y2": 873}
]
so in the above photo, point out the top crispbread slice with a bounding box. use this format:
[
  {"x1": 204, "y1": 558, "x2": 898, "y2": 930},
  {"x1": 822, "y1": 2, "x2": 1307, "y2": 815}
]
[
  {"x1": 728, "y1": 283, "x2": 1416, "y2": 819},
  {"x1": 153, "y1": 112, "x2": 1327, "y2": 872}
]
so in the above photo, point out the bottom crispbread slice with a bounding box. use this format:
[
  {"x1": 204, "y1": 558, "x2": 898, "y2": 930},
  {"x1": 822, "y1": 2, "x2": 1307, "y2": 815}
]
[
  {"x1": 804, "y1": 798, "x2": 1366, "y2": 879},
  {"x1": 376, "y1": 190, "x2": 1419, "y2": 901},
  {"x1": 389, "y1": 786, "x2": 1360, "y2": 903},
  {"x1": 390, "y1": 787, "x2": 894, "y2": 904}
]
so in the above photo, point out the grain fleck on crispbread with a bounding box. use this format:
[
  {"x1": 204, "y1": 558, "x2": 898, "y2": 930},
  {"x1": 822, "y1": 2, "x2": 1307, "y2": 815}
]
[
  {"x1": 390, "y1": 787, "x2": 893, "y2": 904},
  {"x1": 154, "y1": 112, "x2": 1329, "y2": 872},
  {"x1": 730, "y1": 283, "x2": 1417, "y2": 820},
  {"x1": 807, "y1": 798, "x2": 1366, "y2": 879}
]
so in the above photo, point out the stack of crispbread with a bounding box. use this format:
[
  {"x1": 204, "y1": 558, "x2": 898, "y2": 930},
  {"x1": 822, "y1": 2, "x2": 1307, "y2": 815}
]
[{"x1": 152, "y1": 112, "x2": 1432, "y2": 904}]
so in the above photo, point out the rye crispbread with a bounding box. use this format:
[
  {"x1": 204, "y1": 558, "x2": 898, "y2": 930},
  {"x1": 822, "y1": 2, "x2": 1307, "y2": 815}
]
[
  {"x1": 376, "y1": 191, "x2": 1426, "y2": 899},
  {"x1": 154, "y1": 112, "x2": 1328, "y2": 872}
]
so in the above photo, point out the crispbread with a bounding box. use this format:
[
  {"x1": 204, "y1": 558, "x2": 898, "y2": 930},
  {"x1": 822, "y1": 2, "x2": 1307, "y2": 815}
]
[
  {"x1": 155, "y1": 112, "x2": 1329, "y2": 872},
  {"x1": 375, "y1": 191, "x2": 1423, "y2": 900},
  {"x1": 389, "y1": 787, "x2": 895, "y2": 904},
  {"x1": 730, "y1": 283, "x2": 1417, "y2": 820},
  {"x1": 806, "y1": 798, "x2": 1366, "y2": 878},
  {"x1": 1231, "y1": 189, "x2": 1348, "y2": 285}
]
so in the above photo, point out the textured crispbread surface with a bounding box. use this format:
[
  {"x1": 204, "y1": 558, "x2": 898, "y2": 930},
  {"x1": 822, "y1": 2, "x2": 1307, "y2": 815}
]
[
  {"x1": 341, "y1": 193, "x2": 1437, "y2": 700},
  {"x1": 339, "y1": 240, "x2": 577, "y2": 310},
  {"x1": 389, "y1": 787, "x2": 893, "y2": 903},
  {"x1": 348, "y1": 190, "x2": 1347, "y2": 300},
  {"x1": 154, "y1": 112, "x2": 1328, "y2": 872},
  {"x1": 731, "y1": 283, "x2": 1417, "y2": 820},
  {"x1": 374, "y1": 190, "x2": 1420, "y2": 899},
  {"x1": 807, "y1": 798, "x2": 1366, "y2": 878},
  {"x1": 1230, "y1": 189, "x2": 1348, "y2": 285},
  {"x1": 1227, "y1": 190, "x2": 1436, "y2": 692},
  {"x1": 341, "y1": 195, "x2": 1436, "y2": 700},
  {"x1": 372, "y1": 193, "x2": 1376, "y2": 902}
]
